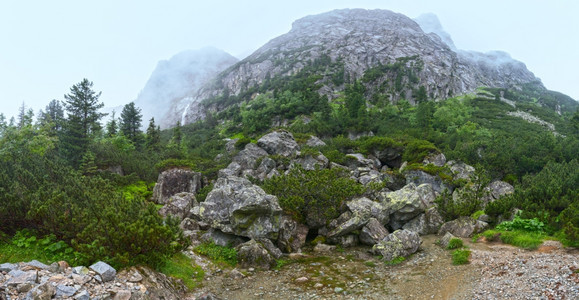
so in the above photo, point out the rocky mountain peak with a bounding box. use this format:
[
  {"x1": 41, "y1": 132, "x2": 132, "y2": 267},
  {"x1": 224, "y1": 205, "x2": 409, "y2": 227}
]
[{"x1": 414, "y1": 13, "x2": 456, "y2": 50}]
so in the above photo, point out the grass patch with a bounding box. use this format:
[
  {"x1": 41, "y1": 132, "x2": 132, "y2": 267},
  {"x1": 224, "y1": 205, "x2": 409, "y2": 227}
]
[
  {"x1": 447, "y1": 237, "x2": 464, "y2": 250},
  {"x1": 452, "y1": 249, "x2": 470, "y2": 265},
  {"x1": 0, "y1": 230, "x2": 82, "y2": 266},
  {"x1": 498, "y1": 230, "x2": 544, "y2": 250},
  {"x1": 158, "y1": 253, "x2": 204, "y2": 290},
  {"x1": 471, "y1": 210, "x2": 485, "y2": 220},
  {"x1": 364, "y1": 261, "x2": 377, "y2": 268},
  {"x1": 274, "y1": 258, "x2": 292, "y2": 270},
  {"x1": 194, "y1": 242, "x2": 237, "y2": 267},
  {"x1": 384, "y1": 256, "x2": 406, "y2": 265}
]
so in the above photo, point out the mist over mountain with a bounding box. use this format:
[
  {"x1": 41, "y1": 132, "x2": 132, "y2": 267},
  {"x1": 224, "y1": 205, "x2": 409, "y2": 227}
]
[
  {"x1": 134, "y1": 47, "x2": 238, "y2": 129},
  {"x1": 177, "y1": 9, "x2": 538, "y2": 124}
]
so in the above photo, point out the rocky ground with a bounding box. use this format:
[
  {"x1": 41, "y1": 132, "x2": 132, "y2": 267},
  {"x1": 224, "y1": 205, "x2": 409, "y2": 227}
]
[{"x1": 191, "y1": 235, "x2": 579, "y2": 300}]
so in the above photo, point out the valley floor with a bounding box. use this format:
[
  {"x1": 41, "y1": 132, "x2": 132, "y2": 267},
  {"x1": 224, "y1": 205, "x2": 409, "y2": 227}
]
[{"x1": 190, "y1": 235, "x2": 579, "y2": 299}]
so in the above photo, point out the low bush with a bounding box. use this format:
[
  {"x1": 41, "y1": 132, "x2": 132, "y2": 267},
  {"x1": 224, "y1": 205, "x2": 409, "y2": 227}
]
[
  {"x1": 194, "y1": 242, "x2": 238, "y2": 267},
  {"x1": 447, "y1": 237, "x2": 464, "y2": 250},
  {"x1": 452, "y1": 249, "x2": 470, "y2": 265}
]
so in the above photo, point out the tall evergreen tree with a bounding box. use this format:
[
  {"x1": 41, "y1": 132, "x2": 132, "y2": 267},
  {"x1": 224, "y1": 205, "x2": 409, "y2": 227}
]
[
  {"x1": 106, "y1": 110, "x2": 118, "y2": 137},
  {"x1": 145, "y1": 117, "x2": 161, "y2": 151},
  {"x1": 120, "y1": 102, "x2": 143, "y2": 145},
  {"x1": 38, "y1": 99, "x2": 65, "y2": 134},
  {"x1": 61, "y1": 79, "x2": 106, "y2": 166},
  {"x1": 17, "y1": 102, "x2": 34, "y2": 129}
]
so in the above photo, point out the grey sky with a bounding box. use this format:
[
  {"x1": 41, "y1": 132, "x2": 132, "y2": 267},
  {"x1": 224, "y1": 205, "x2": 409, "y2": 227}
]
[{"x1": 1, "y1": 0, "x2": 577, "y2": 119}]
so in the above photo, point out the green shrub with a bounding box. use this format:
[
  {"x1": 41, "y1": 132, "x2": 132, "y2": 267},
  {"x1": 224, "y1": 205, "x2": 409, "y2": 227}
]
[
  {"x1": 234, "y1": 136, "x2": 252, "y2": 150},
  {"x1": 0, "y1": 230, "x2": 82, "y2": 266},
  {"x1": 451, "y1": 249, "x2": 470, "y2": 265},
  {"x1": 447, "y1": 238, "x2": 464, "y2": 250},
  {"x1": 158, "y1": 253, "x2": 204, "y2": 290},
  {"x1": 155, "y1": 159, "x2": 196, "y2": 172},
  {"x1": 435, "y1": 190, "x2": 483, "y2": 222},
  {"x1": 194, "y1": 242, "x2": 238, "y2": 267},
  {"x1": 262, "y1": 166, "x2": 364, "y2": 224},
  {"x1": 498, "y1": 231, "x2": 543, "y2": 250},
  {"x1": 402, "y1": 139, "x2": 439, "y2": 163},
  {"x1": 496, "y1": 215, "x2": 545, "y2": 233},
  {"x1": 471, "y1": 210, "x2": 485, "y2": 220}
]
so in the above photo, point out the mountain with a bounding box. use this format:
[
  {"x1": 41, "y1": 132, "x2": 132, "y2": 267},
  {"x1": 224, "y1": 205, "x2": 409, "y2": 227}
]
[
  {"x1": 181, "y1": 9, "x2": 540, "y2": 124},
  {"x1": 134, "y1": 47, "x2": 238, "y2": 129}
]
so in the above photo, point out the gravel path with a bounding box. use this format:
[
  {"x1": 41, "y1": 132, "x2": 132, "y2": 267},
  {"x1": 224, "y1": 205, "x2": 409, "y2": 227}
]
[{"x1": 190, "y1": 236, "x2": 579, "y2": 299}]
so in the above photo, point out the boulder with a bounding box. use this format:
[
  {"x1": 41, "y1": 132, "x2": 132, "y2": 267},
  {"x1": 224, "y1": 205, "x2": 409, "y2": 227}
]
[
  {"x1": 371, "y1": 229, "x2": 422, "y2": 262},
  {"x1": 357, "y1": 170, "x2": 384, "y2": 186},
  {"x1": 306, "y1": 135, "x2": 326, "y2": 147},
  {"x1": 482, "y1": 181, "x2": 514, "y2": 204},
  {"x1": 345, "y1": 153, "x2": 378, "y2": 170},
  {"x1": 447, "y1": 160, "x2": 476, "y2": 181},
  {"x1": 346, "y1": 197, "x2": 390, "y2": 225},
  {"x1": 257, "y1": 130, "x2": 300, "y2": 157},
  {"x1": 195, "y1": 176, "x2": 282, "y2": 239},
  {"x1": 89, "y1": 261, "x2": 116, "y2": 282},
  {"x1": 0, "y1": 263, "x2": 18, "y2": 272},
  {"x1": 25, "y1": 282, "x2": 55, "y2": 300},
  {"x1": 180, "y1": 218, "x2": 200, "y2": 231},
  {"x1": 219, "y1": 162, "x2": 242, "y2": 178},
  {"x1": 201, "y1": 228, "x2": 248, "y2": 247},
  {"x1": 359, "y1": 218, "x2": 389, "y2": 245},
  {"x1": 277, "y1": 216, "x2": 309, "y2": 253},
  {"x1": 379, "y1": 183, "x2": 436, "y2": 230},
  {"x1": 402, "y1": 207, "x2": 444, "y2": 235},
  {"x1": 370, "y1": 147, "x2": 402, "y2": 168},
  {"x1": 438, "y1": 216, "x2": 488, "y2": 238},
  {"x1": 404, "y1": 169, "x2": 451, "y2": 195},
  {"x1": 24, "y1": 260, "x2": 50, "y2": 270},
  {"x1": 422, "y1": 153, "x2": 446, "y2": 167},
  {"x1": 439, "y1": 232, "x2": 456, "y2": 249},
  {"x1": 5, "y1": 270, "x2": 37, "y2": 286},
  {"x1": 327, "y1": 234, "x2": 358, "y2": 248},
  {"x1": 327, "y1": 212, "x2": 368, "y2": 238},
  {"x1": 158, "y1": 192, "x2": 197, "y2": 220},
  {"x1": 232, "y1": 143, "x2": 268, "y2": 170},
  {"x1": 55, "y1": 285, "x2": 77, "y2": 298},
  {"x1": 118, "y1": 266, "x2": 188, "y2": 299},
  {"x1": 152, "y1": 168, "x2": 202, "y2": 205},
  {"x1": 255, "y1": 157, "x2": 277, "y2": 180},
  {"x1": 291, "y1": 153, "x2": 329, "y2": 170},
  {"x1": 236, "y1": 240, "x2": 277, "y2": 270}
]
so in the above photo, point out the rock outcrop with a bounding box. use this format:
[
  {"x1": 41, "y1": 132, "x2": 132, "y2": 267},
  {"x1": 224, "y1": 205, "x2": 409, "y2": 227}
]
[
  {"x1": 438, "y1": 216, "x2": 488, "y2": 238},
  {"x1": 378, "y1": 183, "x2": 436, "y2": 230},
  {"x1": 158, "y1": 192, "x2": 197, "y2": 220},
  {"x1": 194, "y1": 176, "x2": 282, "y2": 239},
  {"x1": 257, "y1": 131, "x2": 300, "y2": 157},
  {"x1": 152, "y1": 168, "x2": 202, "y2": 205},
  {"x1": 371, "y1": 229, "x2": 422, "y2": 262}
]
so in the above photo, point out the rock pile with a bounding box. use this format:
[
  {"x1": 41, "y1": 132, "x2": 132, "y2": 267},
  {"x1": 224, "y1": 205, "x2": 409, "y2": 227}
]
[{"x1": 0, "y1": 261, "x2": 186, "y2": 300}]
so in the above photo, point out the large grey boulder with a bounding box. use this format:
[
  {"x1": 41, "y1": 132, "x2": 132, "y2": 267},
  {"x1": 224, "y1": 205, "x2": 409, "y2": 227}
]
[
  {"x1": 379, "y1": 183, "x2": 436, "y2": 230},
  {"x1": 371, "y1": 229, "x2": 422, "y2": 262},
  {"x1": 257, "y1": 130, "x2": 300, "y2": 157},
  {"x1": 438, "y1": 216, "x2": 488, "y2": 238},
  {"x1": 158, "y1": 192, "x2": 197, "y2": 220},
  {"x1": 201, "y1": 228, "x2": 248, "y2": 247},
  {"x1": 404, "y1": 169, "x2": 451, "y2": 195},
  {"x1": 422, "y1": 153, "x2": 446, "y2": 167},
  {"x1": 195, "y1": 176, "x2": 282, "y2": 239},
  {"x1": 0, "y1": 263, "x2": 18, "y2": 272},
  {"x1": 482, "y1": 181, "x2": 514, "y2": 204},
  {"x1": 447, "y1": 160, "x2": 476, "y2": 181},
  {"x1": 291, "y1": 153, "x2": 329, "y2": 170},
  {"x1": 402, "y1": 207, "x2": 444, "y2": 235},
  {"x1": 306, "y1": 135, "x2": 326, "y2": 147},
  {"x1": 5, "y1": 270, "x2": 37, "y2": 286},
  {"x1": 152, "y1": 168, "x2": 202, "y2": 204},
  {"x1": 359, "y1": 218, "x2": 389, "y2": 246},
  {"x1": 89, "y1": 261, "x2": 116, "y2": 282},
  {"x1": 439, "y1": 232, "x2": 456, "y2": 249},
  {"x1": 236, "y1": 239, "x2": 277, "y2": 270},
  {"x1": 232, "y1": 143, "x2": 268, "y2": 170},
  {"x1": 347, "y1": 197, "x2": 390, "y2": 225},
  {"x1": 277, "y1": 216, "x2": 308, "y2": 253},
  {"x1": 345, "y1": 153, "x2": 379, "y2": 170},
  {"x1": 370, "y1": 147, "x2": 402, "y2": 168}
]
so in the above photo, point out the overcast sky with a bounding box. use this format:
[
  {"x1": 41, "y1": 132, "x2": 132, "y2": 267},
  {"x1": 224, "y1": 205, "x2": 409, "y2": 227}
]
[{"x1": 1, "y1": 0, "x2": 577, "y2": 119}]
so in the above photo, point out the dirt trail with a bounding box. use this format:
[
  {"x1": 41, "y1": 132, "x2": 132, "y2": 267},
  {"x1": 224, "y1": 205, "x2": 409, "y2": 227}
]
[{"x1": 190, "y1": 235, "x2": 491, "y2": 299}]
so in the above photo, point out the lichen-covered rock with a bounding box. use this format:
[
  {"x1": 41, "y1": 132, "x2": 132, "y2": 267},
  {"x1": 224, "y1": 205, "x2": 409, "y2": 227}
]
[
  {"x1": 438, "y1": 216, "x2": 488, "y2": 238},
  {"x1": 482, "y1": 181, "x2": 515, "y2": 204},
  {"x1": 25, "y1": 282, "x2": 55, "y2": 300},
  {"x1": 236, "y1": 239, "x2": 277, "y2": 270},
  {"x1": 201, "y1": 228, "x2": 249, "y2": 247},
  {"x1": 379, "y1": 183, "x2": 436, "y2": 230},
  {"x1": 447, "y1": 160, "x2": 476, "y2": 181},
  {"x1": 158, "y1": 192, "x2": 197, "y2": 220},
  {"x1": 291, "y1": 153, "x2": 329, "y2": 170},
  {"x1": 277, "y1": 216, "x2": 309, "y2": 253},
  {"x1": 346, "y1": 197, "x2": 390, "y2": 225},
  {"x1": 89, "y1": 261, "x2": 116, "y2": 282},
  {"x1": 152, "y1": 168, "x2": 202, "y2": 205},
  {"x1": 370, "y1": 147, "x2": 402, "y2": 168},
  {"x1": 422, "y1": 153, "x2": 446, "y2": 167},
  {"x1": 232, "y1": 143, "x2": 268, "y2": 171},
  {"x1": 345, "y1": 153, "x2": 379, "y2": 170},
  {"x1": 327, "y1": 234, "x2": 359, "y2": 248},
  {"x1": 402, "y1": 207, "x2": 444, "y2": 235},
  {"x1": 359, "y1": 218, "x2": 389, "y2": 246},
  {"x1": 306, "y1": 135, "x2": 326, "y2": 147},
  {"x1": 371, "y1": 229, "x2": 422, "y2": 262},
  {"x1": 403, "y1": 169, "x2": 451, "y2": 195},
  {"x1": 257, "y1": 130, "x2": 300, "y2": 157},
  {"x1": 439, "y1": 232, "x2": 456, "y2": 248},
  {"x1": 195, "y1": 176, "x2": 282, "y2": 239}
]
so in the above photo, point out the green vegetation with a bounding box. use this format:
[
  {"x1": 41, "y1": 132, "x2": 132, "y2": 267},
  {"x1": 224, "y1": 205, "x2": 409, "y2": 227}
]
[
  {"x1": 384, "y1": 256, "x2": 406, "y2": 265},
  {"x1": 451, "y1": 249, "x2": 470, "y2": 265},
  {"x1": 476, "y1": 215, "x2": 547, "y2": 250},
  {"x1": 158, "y1": 253, "x2": 204, "y2": 290},
  {"x1": 262, "y1": 166, "x2": 364, "y2": 224},
  {"x1": 447, "y1": 238, "x2": 464, "y2": 250},
  {"x1": 194, "y1": 242, "x2": 238, "y2": 267},
  {"x1": 0, "y1": 230, "x2": 81, "y2": 265}
]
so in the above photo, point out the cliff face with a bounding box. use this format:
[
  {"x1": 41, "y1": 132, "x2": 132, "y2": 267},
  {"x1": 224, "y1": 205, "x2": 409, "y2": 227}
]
[
  {"x1": 177, "y1": 9, "x2": 538, "y2": 125},
  {"x1": 134, "y1": 47, "x2": 238, "y2": 129}
]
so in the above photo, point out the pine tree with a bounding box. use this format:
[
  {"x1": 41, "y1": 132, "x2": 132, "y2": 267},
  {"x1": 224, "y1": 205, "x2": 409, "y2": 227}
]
[
  {"x1": 17, "y1": 102, "x2": 34, "y2": 129},
  {"x1": 61, "y1": 79, "x2": 106, "y2": 166},
  {"x1": 145, "y1": 117, "x2": 161, "y2": 151},
  {"x1": 171, "y1": 121, "x2": 182, "y2": 145},
  {"x1": 106, "y1": 111, "x2": 118, "y2": 137},
  {"x1": 120, "y1": 102, "x2": 143, "y2": 146},
  {"x1": 38, "y1": 99, "x2": 65, "y2": 134}
]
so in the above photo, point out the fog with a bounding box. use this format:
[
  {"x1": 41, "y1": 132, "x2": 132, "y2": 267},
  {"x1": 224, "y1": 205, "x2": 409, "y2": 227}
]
[{"x1": 0, "y1": 0, "x2": 577, "y2": 120}]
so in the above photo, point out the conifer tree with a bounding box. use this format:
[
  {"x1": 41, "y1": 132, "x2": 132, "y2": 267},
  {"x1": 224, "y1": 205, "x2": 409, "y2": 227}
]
[
  {"x1": 106, "y1": 111, "x2": 118, "y2": 137},
  {"x1": 120, "y1": 102, "x2": 143, "y2": 146},
  {"x1": 145, "y1": 117, "x2": 161, "y2": 151}
]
